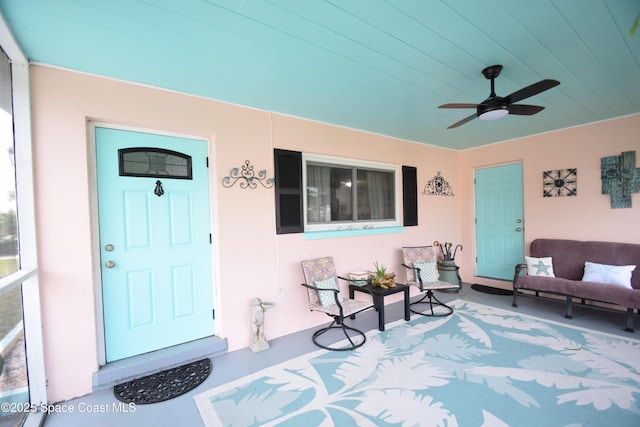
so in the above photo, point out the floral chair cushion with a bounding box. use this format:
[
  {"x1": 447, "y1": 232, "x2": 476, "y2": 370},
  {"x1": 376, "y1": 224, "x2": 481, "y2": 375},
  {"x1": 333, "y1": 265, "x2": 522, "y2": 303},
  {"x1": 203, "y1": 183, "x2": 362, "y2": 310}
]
[
  {"x1": 413, "y1": 261, "x2": 439, "y2": 283},
  {"x1": 314, "y1": 277, "x2": 344, "y2": 307},
  {"x1": 302, "y1": 256, "x2": 339, "y2": 306},
  {"x1": 402, "y1": 246, "x2": 437, "y2": 282}
]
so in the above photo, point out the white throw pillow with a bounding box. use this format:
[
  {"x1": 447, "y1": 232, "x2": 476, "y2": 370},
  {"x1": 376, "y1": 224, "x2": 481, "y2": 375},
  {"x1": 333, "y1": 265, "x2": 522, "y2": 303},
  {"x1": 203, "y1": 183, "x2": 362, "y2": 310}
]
[
  {"x1": 314, "y1": 277, "x2": 343, "y2": 307},
  {"x1": 525, "y1": 256, "x2": 555, "y2": 277},
  {"x1": 582, "y1": 262, "x2": 636, "y2": 289},
  {"x1": 413, "y1": 261, "x2": 439, "y2": 283}
]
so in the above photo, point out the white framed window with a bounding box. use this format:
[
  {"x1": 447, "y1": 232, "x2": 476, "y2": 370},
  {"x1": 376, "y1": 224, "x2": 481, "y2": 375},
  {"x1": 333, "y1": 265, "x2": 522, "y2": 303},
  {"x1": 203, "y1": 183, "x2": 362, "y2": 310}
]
[
  {"x1": 0, "y1": 13, "x2": 47, "y2": 419},
  {"x1": 303, "y1": 154, "x2": 400, "y2": 232}
]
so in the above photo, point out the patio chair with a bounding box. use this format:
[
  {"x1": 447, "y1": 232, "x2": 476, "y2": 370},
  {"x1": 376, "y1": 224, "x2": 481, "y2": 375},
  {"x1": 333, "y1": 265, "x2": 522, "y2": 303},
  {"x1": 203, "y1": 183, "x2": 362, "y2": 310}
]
[
  {"x1": 301, "y1": 257, "x2": 375, "y2": 351},
  {"x1": 401, "y1": 246, "x2": 458, "y2": 316}
]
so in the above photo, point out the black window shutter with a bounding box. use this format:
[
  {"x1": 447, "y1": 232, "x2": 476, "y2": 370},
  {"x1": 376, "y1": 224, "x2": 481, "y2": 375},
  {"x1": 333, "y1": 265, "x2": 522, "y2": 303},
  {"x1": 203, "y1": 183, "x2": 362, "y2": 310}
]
[
  {"x1": 274, "y1": 149, "x2": 303, "y2": 234},
  {"x1": 402, "y1": 166, "x2": 418, "y2": 226}
]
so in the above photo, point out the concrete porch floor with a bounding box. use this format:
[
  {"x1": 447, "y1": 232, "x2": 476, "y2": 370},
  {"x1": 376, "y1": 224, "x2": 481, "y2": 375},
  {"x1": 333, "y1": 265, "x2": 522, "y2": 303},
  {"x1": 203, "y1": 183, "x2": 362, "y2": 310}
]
[{"x1": 35, "y1": 283, "x2": 639, "y2": 427}]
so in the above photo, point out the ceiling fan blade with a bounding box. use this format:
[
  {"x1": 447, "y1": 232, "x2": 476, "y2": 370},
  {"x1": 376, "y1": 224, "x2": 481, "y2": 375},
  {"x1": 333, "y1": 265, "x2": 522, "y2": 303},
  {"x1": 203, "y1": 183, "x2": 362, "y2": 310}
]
[
  {"x1": 438, "y1": 103, "x2": 479, "y2": 109},
  {"x1": 447, "y1": 113, "x2": 477, "y2": 129},
  {"x1": 508, "y1": 104, "x2": 545, "y2": 115},
  {"x1": 503, "y1": 79, "x2": 560, "y2": 104}
]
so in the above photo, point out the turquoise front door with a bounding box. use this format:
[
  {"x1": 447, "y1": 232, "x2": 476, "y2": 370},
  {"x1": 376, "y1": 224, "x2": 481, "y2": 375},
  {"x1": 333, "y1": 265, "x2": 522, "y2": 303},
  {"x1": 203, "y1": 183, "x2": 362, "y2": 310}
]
[
  {"x1": 475, "y1": 163, "x2": 524, "y2": 280},
  {"x1": 96, "y1": 127, "x2": 214, "y2": 362}
]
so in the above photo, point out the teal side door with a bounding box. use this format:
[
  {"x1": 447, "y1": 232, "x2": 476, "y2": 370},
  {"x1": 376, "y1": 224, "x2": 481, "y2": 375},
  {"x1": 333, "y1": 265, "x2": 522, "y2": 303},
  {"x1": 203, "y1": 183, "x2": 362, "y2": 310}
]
[
  {"x1": 475, "y1": 163, "x2": 524, "y2": 281},
  {"x1": 96, "y1": 127, "x2": 214, "y2": 362}
]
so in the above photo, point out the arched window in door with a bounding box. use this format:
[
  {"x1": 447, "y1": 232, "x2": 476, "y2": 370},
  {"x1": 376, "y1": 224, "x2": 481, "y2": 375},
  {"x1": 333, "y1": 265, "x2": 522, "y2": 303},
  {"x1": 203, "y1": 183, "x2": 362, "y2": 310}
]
[{"x1": 118, "y1": 148, "x2": 192, "y2": 179}]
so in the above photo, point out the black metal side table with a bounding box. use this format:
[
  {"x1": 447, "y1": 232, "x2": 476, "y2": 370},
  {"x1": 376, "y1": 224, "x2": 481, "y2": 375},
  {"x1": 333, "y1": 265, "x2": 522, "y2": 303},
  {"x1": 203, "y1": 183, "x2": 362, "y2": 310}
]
[{"x1": 349, "y1": 283, "x2": 410, "y2": 331}]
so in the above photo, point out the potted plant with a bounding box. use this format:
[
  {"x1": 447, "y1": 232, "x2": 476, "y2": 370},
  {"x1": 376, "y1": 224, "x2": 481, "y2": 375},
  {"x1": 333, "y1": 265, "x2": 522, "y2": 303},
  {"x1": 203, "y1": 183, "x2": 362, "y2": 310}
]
[{"x1": 371, "y1": 261, "x2": 396, "y2": 289}]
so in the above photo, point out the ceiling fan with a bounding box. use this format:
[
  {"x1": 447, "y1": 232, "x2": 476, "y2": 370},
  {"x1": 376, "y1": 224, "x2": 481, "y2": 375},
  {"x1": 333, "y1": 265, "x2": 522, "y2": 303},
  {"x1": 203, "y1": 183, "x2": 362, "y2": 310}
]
[{"x1": 438, "y1": 65, "x2": 560, "y2": 129}]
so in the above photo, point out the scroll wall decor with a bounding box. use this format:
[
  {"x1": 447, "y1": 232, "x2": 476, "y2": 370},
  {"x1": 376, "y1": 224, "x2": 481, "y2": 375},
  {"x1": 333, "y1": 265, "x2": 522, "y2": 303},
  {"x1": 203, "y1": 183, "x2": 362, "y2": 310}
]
[
  {"x1": 601, "y1": 150, "x2": 640, "y2": 209},
  {"x1": 422, "y1": 171, "x2": 454, "y2": 196},
  {"x1": 222, "y1": 160, "x2": 274, "y2": 189}
]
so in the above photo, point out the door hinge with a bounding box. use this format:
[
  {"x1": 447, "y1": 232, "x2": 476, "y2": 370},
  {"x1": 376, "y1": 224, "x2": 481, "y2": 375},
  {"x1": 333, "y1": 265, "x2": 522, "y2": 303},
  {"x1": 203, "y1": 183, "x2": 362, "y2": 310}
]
[
  {"x1": 212, "y1": 309, "x2": 215, "y2": 319},
  {"x1": 206, "y1": 157, "x2": 209, "y2": 168},
  {"x1": 209, "y1": 233, "x2": 212, "y2": 244}
]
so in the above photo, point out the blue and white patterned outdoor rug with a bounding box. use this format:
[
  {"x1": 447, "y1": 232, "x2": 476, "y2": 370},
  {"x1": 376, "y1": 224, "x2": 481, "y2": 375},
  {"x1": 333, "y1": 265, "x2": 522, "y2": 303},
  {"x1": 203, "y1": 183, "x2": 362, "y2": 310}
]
[{"x1": 194, "y1": 300, "x2": 640, "y2": 426}]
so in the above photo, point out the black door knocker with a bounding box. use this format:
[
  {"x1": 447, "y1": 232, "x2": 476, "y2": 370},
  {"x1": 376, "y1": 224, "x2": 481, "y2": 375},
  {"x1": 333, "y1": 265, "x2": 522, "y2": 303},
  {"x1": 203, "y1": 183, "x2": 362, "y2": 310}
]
[{"x1": 154, "y1": 180, "x2": 165, "y2": 197}]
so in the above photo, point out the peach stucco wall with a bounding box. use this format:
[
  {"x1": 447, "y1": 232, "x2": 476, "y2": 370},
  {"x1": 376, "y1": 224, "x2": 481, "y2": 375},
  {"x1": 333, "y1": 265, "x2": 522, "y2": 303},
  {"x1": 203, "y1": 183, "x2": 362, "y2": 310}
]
[
  {"x1": 29, "y1": 65, "x2": 461, "y2": 403},
  {"x1": 29, "y1": 65, "x2": 639, "y2": 402},
  {"x1": 458, "y1": 114, "x2": 640, "y2": 289}
]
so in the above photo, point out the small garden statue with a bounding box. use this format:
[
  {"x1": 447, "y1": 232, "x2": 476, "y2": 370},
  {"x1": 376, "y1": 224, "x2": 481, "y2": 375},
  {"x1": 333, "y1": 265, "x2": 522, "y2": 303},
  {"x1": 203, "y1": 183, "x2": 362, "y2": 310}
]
[{"x1": 250, "y1": 297, "x2": 275, "y2": 352}]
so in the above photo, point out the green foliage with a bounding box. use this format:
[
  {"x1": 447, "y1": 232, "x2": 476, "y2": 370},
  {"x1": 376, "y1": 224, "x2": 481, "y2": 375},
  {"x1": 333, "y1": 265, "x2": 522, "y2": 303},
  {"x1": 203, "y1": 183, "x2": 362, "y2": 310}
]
[
  {"x1": 632, "y1": 14, "x2": 639, "y2": 36},
  {"x1": 0, "y1": 257, "x2": 18, "y2": 278},
  {"x1": 0, "y1": 285, "x2": 23, "y2": 339},
  {"x1": 373, "y1": 261, "x2": 386, "y2": 277},
  {"x1": 0, "y1": 212, "x2": 18, "y2": 239}
]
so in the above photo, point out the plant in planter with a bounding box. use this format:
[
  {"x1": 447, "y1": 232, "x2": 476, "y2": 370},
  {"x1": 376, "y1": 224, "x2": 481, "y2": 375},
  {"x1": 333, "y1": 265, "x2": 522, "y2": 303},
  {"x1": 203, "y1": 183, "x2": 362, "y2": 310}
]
[{"x1": 372, "y1": 261, "x2": 396, "y2": 289}]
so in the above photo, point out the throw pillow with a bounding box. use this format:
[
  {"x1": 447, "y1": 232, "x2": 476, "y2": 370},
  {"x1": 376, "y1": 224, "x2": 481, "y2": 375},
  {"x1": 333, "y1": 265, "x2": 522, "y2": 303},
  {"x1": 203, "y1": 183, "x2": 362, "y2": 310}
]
[
  {"x1": 413, "y1": 261, "x2": 439, "y2": 283},
  {"x1": 582, "y1": 262, "x2": 636, "y2": 289},
  {"x1": 314, "y1": 277, "x2": 343, "y2": 307},
  {"x1": 525, "y1": 256, "x2": 555, "y2": 277}
]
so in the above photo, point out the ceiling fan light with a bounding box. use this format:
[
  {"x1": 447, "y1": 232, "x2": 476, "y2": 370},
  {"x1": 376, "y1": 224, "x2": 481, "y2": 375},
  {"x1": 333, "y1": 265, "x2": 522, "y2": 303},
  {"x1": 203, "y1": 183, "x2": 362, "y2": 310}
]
[{"x1": 478, "y1": 107, "x2": 508, "y2": 121}]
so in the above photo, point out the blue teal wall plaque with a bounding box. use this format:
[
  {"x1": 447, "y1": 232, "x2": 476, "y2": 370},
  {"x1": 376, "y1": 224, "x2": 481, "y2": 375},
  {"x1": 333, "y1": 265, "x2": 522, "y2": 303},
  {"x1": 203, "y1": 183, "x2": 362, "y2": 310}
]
[{"x1": 601, "y1": 150, "x2": 639, "y2": 209}]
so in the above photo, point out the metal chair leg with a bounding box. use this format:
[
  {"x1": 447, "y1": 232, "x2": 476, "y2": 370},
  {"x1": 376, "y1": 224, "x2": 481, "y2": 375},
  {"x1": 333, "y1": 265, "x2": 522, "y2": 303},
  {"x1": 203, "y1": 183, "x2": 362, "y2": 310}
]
[
  {"x1": 311, "y1": 318, "x2": 367, "y2": 351},
  {"x1": 410, "y1": 290, "x2": 453, "y2": 317}
]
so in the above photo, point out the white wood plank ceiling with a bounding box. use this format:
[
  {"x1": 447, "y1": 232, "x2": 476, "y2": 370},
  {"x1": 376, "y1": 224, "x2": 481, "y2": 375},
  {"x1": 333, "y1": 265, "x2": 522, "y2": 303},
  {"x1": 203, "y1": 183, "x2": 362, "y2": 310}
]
[{"x1": 1, "y1": 0, "x2": 638, "y2": 149}]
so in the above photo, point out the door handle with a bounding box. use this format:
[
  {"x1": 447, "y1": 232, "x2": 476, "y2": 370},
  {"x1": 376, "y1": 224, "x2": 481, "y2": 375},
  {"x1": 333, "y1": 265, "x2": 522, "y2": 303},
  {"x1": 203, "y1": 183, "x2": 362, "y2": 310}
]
[
  {"x1": 105, "y1": 260, "x2": 116, "y2": 268},
  {"x1": 515, "y1": 227, "x2": 522, "y2": 232}
]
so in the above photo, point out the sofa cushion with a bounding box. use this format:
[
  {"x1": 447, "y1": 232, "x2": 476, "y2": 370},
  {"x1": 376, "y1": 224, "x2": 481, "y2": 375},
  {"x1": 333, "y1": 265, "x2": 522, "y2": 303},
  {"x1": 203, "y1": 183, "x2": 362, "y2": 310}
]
[
  {"x1": 515, "y1": 276, "x2": 640, "y2": 309},
  {"x1": 516, "y1": 275, "x2": 575, "y2": 295},
  {"x1": 569, "y1": 279, "x2": 640, "y2": 308},
  {"x1": 525, "y1": 256, "x2": 555, "y2": 277},
  {"x1": 582, "y1": 262, "x2": 636, "y2": 289}
]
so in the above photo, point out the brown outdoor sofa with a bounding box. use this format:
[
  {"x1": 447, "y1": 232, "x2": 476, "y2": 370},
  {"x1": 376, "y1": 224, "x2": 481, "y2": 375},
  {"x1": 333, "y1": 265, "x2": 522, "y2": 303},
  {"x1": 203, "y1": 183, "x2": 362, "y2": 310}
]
[{"x1": 512, "y1": 238, "x2": 640, "y2": 332}]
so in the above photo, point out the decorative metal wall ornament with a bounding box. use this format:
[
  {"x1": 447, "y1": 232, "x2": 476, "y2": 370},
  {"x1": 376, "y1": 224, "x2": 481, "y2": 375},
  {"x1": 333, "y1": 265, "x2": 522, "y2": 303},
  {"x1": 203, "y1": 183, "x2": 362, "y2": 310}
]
[
  {"x1": 543, "y1": 168, "x2": 577, "y2": 197},
  {"x1": 222, "y1": 160, "x2": 275, "y2": 189},
  {"x1": 422, "y1": 171, "x2": 454, "y2": 196},
  {"x1": 154, "y1": 180, "x2": 164, "y2": 197},
  {"x1": 601, "y1": 150, "x2": 640, "y2": 209}
]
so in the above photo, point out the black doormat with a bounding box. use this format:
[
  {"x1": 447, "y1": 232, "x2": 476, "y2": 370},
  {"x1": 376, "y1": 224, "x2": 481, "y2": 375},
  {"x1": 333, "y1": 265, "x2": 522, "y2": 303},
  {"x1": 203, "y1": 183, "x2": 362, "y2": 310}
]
[
  {"x1": 471, "y1": 284, "x2": 513, "y2": 296},
  {"x1": 114, "y1": 358, "x2": 212, "y2": 404}
]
